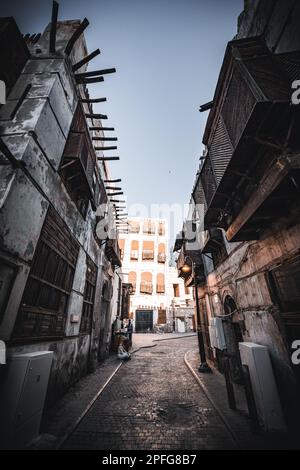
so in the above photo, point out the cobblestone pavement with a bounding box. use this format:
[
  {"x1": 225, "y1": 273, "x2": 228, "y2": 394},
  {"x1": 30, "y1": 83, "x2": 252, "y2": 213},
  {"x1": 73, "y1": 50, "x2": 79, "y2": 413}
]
[{"x1": 63, "y1": 337, "x2": 237, "y2": 450}]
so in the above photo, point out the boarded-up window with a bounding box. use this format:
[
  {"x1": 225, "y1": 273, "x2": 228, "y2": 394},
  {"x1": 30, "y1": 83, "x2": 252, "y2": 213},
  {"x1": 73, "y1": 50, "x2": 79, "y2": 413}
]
[
  {"x1": 268, "y1": 256, "x2": 300, "y2": 378},
  {"x1": 158, "y1": 309, "x2": 166, "y2": 324},
  {"x1": 142, "y1": 241, "x2": 154, "y2": 260},
  {"x1": 13, "y1": 207, "x2": 79, "y2": 342},
  {"x1": 269, "y1": 257, "x2": 300, "y2": 313},
  {"x1": 80, "y1": 255, "x2": 97, "y2": 334}
]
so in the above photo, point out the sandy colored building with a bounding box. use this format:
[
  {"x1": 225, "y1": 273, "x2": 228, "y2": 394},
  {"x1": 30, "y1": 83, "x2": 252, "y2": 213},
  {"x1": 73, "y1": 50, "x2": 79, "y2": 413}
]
[{"x1": 119, "y1": 218, "x2": 195, "y2": 333}]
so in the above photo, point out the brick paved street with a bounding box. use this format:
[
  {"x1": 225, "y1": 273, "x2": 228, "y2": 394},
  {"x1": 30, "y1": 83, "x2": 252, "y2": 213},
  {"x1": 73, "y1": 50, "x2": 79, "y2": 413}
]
[{"x1": 63, "y1": 336, "x2": 237, "y2": 450}]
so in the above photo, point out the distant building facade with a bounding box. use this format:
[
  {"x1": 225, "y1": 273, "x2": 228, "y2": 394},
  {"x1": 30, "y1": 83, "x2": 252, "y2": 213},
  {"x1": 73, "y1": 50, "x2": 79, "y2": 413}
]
[{"x1": 119, "y1": 218, "x2": 194, "y2": 333}]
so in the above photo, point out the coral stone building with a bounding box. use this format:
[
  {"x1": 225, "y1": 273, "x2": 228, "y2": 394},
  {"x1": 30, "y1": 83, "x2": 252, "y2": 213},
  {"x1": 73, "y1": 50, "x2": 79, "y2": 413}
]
[
  {"x1": 0, "y1": 13, "x2": 125, "y2": 409},
  {"x1": 176, "y1": 0, "x2": 300, "y2": 432},
  {"x1": 119, "y1": 218, "x2": 195, "y2": 333},
  {"x1": 119, "y1": 218, "x2": 170, "y2": 332}
]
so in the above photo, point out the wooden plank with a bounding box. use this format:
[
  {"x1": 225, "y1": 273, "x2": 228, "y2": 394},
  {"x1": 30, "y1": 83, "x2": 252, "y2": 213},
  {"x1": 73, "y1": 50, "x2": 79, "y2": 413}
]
[{"x1": 226, "y1": 156, "x2": 294, "y2": 241}]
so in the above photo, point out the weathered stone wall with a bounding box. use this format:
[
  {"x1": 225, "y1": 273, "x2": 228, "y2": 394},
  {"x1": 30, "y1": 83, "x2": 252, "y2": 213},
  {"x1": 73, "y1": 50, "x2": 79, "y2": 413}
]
[
  {"x1": 0, "y1": 21, "x2": 120, "y2": 401},
  {"x1": 203, "y1": 0, "x2": 300, "y2": 429}
]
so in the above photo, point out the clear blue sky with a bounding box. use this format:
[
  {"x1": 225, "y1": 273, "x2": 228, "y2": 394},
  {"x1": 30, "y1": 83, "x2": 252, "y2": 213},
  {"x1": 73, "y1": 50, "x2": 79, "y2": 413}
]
[{"x1": 1, "y1": 0, "x2": 243, "y2": 236}]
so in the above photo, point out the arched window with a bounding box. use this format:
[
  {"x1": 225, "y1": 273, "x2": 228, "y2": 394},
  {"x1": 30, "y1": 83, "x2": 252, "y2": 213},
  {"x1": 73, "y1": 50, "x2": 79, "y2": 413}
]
[
  {"x1": 156, "y1": 273, "x2": 165, "y2": 294},
  {"x1": 142, "y1": 241, "x2": 154, "y2": 260},
  {"x1": 128, "y1": 271, "x2": 137, "y2": 294},
  {"x1": 158, "y1": 243, "x2": 166, "y2": 263},
  {"x1": 130, "y1": 240, "x2": 139, "y2": 260},
  {"x1": 140, "y1": 272, "x2": 153, "y2": 294}
]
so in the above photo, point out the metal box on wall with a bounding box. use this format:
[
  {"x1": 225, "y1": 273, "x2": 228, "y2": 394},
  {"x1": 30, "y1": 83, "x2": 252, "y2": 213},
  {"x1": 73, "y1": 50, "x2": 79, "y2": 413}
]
[
  {"x1": 0, "y1": 351, "x2": 53, "y2": 449},
  {"x1": 239, "y1": 342, "x2": 286, "y2": 432}
]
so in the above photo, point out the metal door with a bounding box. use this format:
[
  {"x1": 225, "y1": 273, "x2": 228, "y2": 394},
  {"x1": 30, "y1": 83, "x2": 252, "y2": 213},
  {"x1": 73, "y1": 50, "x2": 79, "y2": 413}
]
[{"x1": 135, "y1": 310, "x2": 153, "y2": 332}]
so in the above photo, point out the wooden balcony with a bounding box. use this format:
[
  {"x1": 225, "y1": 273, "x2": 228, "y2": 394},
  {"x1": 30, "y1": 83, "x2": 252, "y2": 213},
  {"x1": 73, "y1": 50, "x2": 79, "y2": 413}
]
[
  {"x1": 195, "y1": 37, "x2": 300, "y2": 242},
  {"x1": 60, "y1": 105, "x2": 105, "y2": 215}
]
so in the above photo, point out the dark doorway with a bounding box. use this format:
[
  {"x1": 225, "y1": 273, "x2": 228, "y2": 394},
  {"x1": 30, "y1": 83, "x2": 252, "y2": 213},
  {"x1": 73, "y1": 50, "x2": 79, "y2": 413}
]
[{"x1": 135, "y1": 310, "x2": 153, "y2": 332}]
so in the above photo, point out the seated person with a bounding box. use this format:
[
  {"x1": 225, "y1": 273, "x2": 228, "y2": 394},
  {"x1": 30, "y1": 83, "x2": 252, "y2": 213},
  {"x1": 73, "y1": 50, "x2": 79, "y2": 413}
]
[{"x1": 117, "y1": 336, "x2": 131, "y2": 361}]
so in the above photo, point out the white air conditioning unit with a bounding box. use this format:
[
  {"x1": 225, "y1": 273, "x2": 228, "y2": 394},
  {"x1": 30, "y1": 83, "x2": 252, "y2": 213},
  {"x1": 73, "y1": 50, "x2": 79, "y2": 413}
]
[
  {"x1": 0, "y1": 351, "x2": 53, "y2": 449},
  {"x1": 209, "y1": 317, "x2": 226, "y2": 350},
  {"x1": 239, "y1": 342, "x2": 286, "y2": 432}
]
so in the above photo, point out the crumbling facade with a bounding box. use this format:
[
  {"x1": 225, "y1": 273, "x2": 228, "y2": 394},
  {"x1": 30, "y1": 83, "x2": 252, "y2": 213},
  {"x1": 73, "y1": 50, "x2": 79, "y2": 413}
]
[
  {"x1": 0, "y1": 15, "x2": 124, "y2": 406},
  {"x1": 177, "y1": 0, "x2": 300, "y2": 431}
]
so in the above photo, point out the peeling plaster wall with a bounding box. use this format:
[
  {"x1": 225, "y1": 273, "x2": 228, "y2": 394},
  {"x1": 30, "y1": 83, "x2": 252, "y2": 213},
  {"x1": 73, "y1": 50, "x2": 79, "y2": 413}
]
[
  {"x1": 202, "y1": 0, "x2": 300, "y2": 428},
  {"x1": 0, "y1": 21, "x2": 120, "y2": 401},
  {"x1": 8, "y1": 335, "x2": 91, "y2": 408},
  {"x1": 205, "y1": 222, "x2": 300, "y2": 428}
]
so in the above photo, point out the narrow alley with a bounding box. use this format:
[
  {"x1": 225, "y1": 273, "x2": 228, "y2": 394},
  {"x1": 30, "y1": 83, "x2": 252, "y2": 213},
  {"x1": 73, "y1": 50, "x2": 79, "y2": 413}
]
[
  {"x1": 62, "y1": 336, "x2": 237, "y2": 451},
  {"x1": 1, "y1": 0, "x2": 300, "y2": 456}
]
